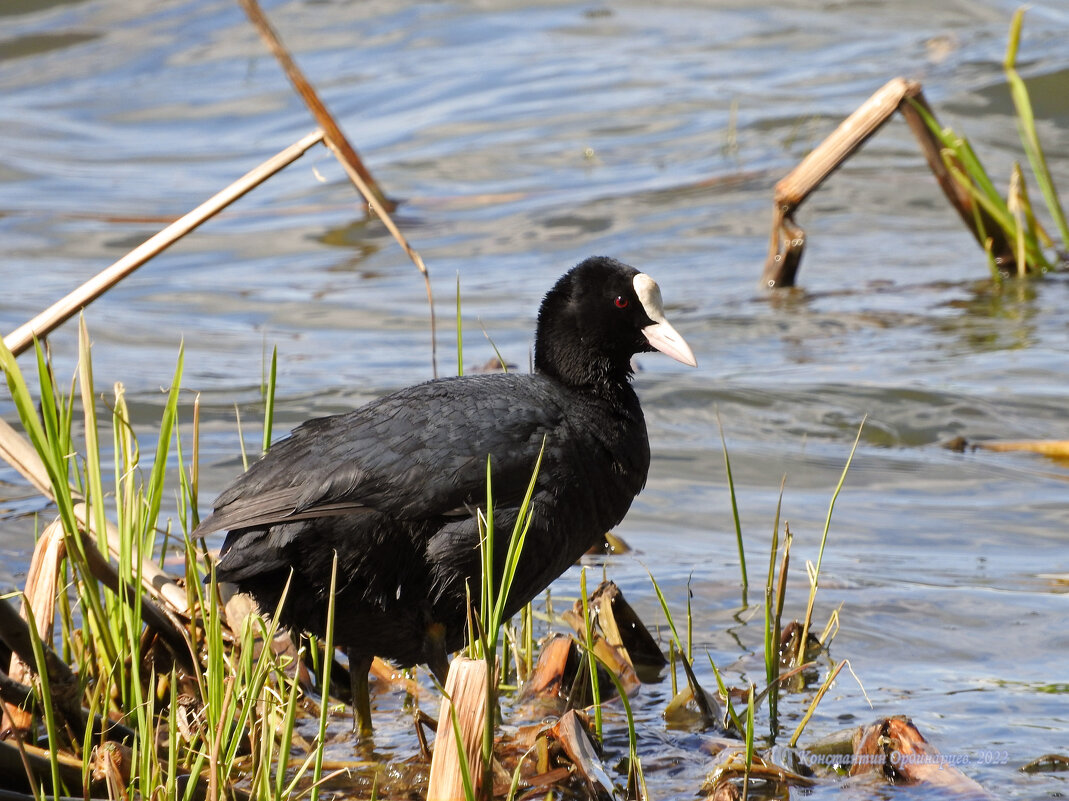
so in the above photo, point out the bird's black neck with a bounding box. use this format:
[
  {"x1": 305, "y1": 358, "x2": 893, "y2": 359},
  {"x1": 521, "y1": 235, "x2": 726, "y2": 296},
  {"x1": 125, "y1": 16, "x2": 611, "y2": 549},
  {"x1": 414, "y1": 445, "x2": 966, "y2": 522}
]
[{"x1": 534, "y1": 342, "x2": 634, "y2": 398}]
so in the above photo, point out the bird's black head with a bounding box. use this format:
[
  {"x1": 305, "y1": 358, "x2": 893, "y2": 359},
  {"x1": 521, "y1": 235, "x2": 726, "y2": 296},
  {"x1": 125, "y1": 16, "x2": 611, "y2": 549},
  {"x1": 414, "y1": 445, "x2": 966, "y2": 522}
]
[{"x1": 534, "y1": 256, "x2": 696, "y2": 389}]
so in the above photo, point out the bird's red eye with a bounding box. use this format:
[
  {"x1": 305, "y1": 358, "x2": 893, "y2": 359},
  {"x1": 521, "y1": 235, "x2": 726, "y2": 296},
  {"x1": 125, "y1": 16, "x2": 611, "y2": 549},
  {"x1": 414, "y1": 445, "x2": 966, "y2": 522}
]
[{"x1": 614, "y1": 296, "x2": 629, "y2": 309}]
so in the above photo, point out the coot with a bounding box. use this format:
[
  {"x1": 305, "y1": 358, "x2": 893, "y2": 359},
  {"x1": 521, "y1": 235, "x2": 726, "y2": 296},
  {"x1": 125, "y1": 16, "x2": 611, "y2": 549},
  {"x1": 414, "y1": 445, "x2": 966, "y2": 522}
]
[{"x1": 196, "y1": 256, "x2": 695, "y2": 733}]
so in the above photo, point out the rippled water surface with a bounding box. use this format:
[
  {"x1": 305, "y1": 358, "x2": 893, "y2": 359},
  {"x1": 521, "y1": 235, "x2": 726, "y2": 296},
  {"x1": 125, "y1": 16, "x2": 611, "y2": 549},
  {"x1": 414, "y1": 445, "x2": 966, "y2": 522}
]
[{"x1": 3, "y1": 0, "x2": 1068, "y2": 797}]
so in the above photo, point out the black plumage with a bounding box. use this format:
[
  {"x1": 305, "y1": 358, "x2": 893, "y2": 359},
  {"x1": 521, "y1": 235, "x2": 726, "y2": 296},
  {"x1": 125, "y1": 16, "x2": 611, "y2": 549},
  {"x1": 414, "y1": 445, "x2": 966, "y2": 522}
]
[{"x1": 196, "y1": 256, "x2": 695, "y2": 731}]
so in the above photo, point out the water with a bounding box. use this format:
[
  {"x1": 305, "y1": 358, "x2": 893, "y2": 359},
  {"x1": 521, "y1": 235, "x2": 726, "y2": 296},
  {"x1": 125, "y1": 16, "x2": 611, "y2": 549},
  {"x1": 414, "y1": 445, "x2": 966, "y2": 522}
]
[{"x1": 3, "y1": 0, "x2": 1068, "y2": 797}]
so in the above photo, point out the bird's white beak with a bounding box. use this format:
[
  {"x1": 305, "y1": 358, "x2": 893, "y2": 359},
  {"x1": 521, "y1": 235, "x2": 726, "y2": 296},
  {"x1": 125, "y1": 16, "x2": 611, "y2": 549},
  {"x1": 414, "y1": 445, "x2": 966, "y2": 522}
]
[{"x1": 634, "y1": 273, "x2": 697, "y2": 367}]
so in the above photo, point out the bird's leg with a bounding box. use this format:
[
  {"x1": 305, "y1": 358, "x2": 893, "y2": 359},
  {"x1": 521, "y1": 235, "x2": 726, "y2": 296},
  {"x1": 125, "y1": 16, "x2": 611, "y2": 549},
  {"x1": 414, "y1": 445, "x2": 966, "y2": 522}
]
[
  {"x1": 425, "y1": 622, "x2": 450, "y2": 686},
  {"x1": 348, "y1": 648, "x2": 374, "y2": 737}
]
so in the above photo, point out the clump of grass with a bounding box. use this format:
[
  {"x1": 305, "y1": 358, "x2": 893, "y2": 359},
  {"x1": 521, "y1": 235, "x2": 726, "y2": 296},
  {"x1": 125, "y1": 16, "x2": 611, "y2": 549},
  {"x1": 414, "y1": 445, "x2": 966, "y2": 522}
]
[
  {"x1": 911, "y1": 8, "x2": 1067, "y2": 278},
  {"x1": 0, "y1": 310, "x2": 870, "y2": 800},
  {"x1": 0, "y1": 323, "x2": 327, "y2": 800},
  {"x1": 649, "y1": 416, "x2": 864, "y2": 760},
  {"x1": 1003, "y1": 8, "x2": 1069, "y2": 252}
]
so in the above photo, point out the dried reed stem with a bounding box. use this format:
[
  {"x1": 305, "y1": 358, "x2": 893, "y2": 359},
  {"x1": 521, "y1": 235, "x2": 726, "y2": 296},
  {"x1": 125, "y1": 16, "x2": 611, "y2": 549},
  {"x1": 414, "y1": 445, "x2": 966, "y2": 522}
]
[
  {"x1": 0, "y1": 418, "x2": 52, "y2": 496},
  {"x1": 238, "y1": 0, "x2": 438, "y2": 376},
  {"x1": 551, "y1": 710, "x2": 616, "y2": 801},
  {"x1": 762, "y1": 77, "x2": 1009, "y2": 288},
  {"x1": 2, "y1": 129, "x2": 326, "y2": 357},
  {"x1": 237, "y1": 0, "x2": 392, "y2": 213},
  {"x1": 3, "y1": 518, "x2": 65, "y2": 732},
  {"x1": 324, "y1": 135, "x2": 440, "y2": 376},
  {"x1": 764, "y1": 78, "x2": 912, "y2": 288},
  {"x1": 973, "y1": 439, "x2": 1069, "y2": 457}
]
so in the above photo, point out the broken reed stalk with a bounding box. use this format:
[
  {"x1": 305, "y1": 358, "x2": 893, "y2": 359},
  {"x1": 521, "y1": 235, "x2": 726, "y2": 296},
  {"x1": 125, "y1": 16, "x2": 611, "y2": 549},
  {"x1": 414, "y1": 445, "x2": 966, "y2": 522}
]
[
  {"x1": 237, "y1": 0, "x2": 392, "y2": 214},
  {"x1": 763, "y1": 78, "x2": 913, "y2": 288},
  {"x1": 897, "y1": 90, "x2": 1013, "y2": 263},
  {"x1": 325, "y1": 120, "x2": 439, "y2": 378},
  {"x1": 2, "y1": 129, "x2": 325, "y2": 358},
  {"x1": 238, "y1": 0, "x2": 439, "y2": 377},
  {"x1": 3, "y1": 518, "x2": 65, "y2": 732},
  {"x1": 428, "y1": 657, "x2": 489, "y2": 801},
  {"x1": 0, "y1": 738, "x2": 84, "y2": 794},
  {"x1": 763, "y1": 78, "x2": 1011, "y2": 288}
]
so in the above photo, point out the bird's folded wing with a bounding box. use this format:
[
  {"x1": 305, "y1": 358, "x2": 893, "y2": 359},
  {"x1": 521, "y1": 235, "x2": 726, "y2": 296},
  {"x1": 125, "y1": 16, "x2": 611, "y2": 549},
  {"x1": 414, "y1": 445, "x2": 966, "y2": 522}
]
[
  {"x1": 194, "y1": 487, "x2": 372, "y2": 534},
  {"x1": 194, "y1": 374, "x2": 569, "y2": 537}
]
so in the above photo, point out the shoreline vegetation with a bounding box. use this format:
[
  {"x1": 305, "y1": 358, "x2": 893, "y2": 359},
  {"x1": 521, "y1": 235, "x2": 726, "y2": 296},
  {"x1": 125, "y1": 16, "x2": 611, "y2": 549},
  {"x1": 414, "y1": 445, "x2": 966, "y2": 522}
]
[
  {"x1": 0, "y1": 3, "x2": 1065, "y2": 799},
  {"x1": 1, "y1": 321, "x2": 1012, "y2": 801}
]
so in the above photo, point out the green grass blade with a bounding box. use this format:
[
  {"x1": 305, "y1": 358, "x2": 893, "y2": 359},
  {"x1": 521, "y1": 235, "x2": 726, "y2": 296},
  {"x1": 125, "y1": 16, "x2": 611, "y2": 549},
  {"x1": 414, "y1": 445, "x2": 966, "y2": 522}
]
[
  {"x1": 716, "y1": 410, "x2": 747, "y2": 601},
  {"x1": 589, "y1": 648, "x2": 644, "y2": 797},
  {"x1": 262, "y1": 345, "x2": 277, "y2": 454},
  {"x1": 953, "y1": 135, "x2": 1008, "y2": 212},
  {"x1": 647, "y1": 570, "x2": 682, "y2": 651},
  {"x1": 23, "y1": 603, "x2": 63, "y2": 797},
  {"x1": 311, "y1": 551, "x2": 339, "y2": 801},
  {"x1": 1004, "y1": 8, "x2": 1069, "y2": 246},
  {"x1": 707, "y1": 653, "x2": 742, "y2": 734},
  {"x1": 788, "y1": 659, "x2": 846, "y2": 748},
  {"x1": 456, "y1": 272, "x2": 464, "y2": 377},
  {"x1": 763, "y1": 477, "x2": 785, "y2": 737},
  {"x1": 743, "y1": 684, "x2": 755, "y2": 798},
  {"x1": 491, "y1": 438, "x2": 545, "y2": 633},
  {"x1": 275, "y1": 653, "x2": 304, "y2": 799},
  {"x1": 0, "y1": 339, "x2": 79, "y2": 536},
  {"x1": 444, "y1": 691, "x2": 478, "y2": 801},
  {"x1": 795, "y1": 418, "x2": 864, "y2": 668},
  {"x1": 579, "y1": 568, "x2": 602, "y2": 741},
  {"x1": 33, "y1": 346, "x2": 62, "y2": 469},
  {"x1": 144, "y1": 345, "x2": 184, "y2": 541},
  {"x1": 478, "y1": 320, "x2": 508, "y2": 374},
  {"x1": 480, "y1": 457, "x2": 494, "y2": 653},
  {"x1": 77, "y1": 318, "x2": 112, "y2": 579}
]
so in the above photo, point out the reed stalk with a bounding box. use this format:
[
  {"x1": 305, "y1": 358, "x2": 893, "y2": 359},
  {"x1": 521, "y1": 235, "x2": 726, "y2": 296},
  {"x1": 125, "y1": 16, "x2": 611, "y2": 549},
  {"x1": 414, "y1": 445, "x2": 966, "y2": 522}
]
[{"x1": 2, "y1": 131, "x2": 325, "y2": 358}]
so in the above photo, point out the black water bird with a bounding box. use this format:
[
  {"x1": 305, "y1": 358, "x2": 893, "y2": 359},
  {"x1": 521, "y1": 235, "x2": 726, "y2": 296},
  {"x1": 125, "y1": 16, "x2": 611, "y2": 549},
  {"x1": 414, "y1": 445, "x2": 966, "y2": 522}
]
[{"x1": 196, "y1": 256, "x2": 696, "y2": 733}]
